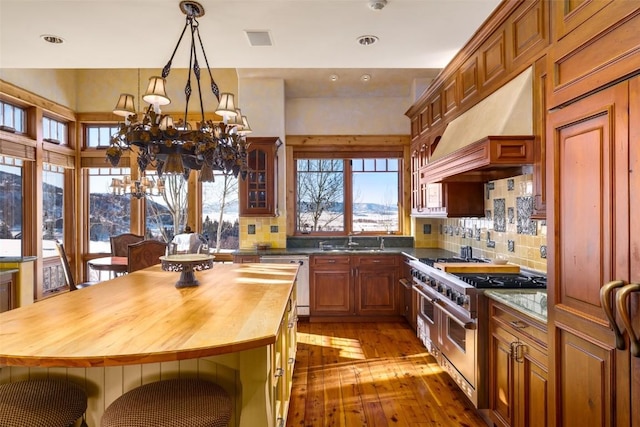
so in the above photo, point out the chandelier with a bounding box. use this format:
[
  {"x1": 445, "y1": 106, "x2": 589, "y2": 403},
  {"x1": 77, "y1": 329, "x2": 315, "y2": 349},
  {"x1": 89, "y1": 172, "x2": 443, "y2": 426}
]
[
  {"x1": 110, "y1": 175, "x2": 165, "y2": 199},
  {"x1": 106, "y1": 1, "x2": 252, "y2": 183}
]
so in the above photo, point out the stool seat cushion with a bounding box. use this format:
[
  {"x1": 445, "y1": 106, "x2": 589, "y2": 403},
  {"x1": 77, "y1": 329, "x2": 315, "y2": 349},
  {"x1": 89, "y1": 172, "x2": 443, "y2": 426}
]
[
  {"x1": 0, "y1": 379, "x2": 87, "y2": 427},
  {"x1": 101, "y1": 378, "x2": 232, "y2": 427}
]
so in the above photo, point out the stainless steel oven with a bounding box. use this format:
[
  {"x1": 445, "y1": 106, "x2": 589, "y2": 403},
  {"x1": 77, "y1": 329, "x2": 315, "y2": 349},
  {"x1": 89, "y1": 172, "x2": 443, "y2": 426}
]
[{"x1": 410, "y1": 256, "x2": 546, "y2": 409}]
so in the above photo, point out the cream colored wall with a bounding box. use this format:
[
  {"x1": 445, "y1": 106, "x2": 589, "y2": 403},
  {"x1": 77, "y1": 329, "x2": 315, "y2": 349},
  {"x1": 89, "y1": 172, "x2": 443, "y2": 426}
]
[
  {"x1": 238, "y1": 78, "x2": 287, "y2": 249},
  {"x1": 413, "y1": 174, "x2": 547, "y2": 273},
  {"x1": 0, "y1": 69, "x2": 78, "y2": 109},
  {"x1": 285, "y1": 97, "x2": 411, "y2": 135},
  {"x1": 74, "y1": 68, "x2": 239, "y2": 113}
]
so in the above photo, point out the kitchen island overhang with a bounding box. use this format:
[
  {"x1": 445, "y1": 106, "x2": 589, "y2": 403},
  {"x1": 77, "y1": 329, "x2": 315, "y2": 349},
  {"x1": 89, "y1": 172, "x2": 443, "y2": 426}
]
[{"x1": 0, "y1": 263, "x2": 299, "y2": 427}]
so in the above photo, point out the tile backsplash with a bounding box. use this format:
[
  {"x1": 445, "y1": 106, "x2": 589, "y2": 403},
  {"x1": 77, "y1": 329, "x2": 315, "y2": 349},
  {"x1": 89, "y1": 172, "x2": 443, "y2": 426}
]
[
  {"x1": 239, "y1": 216, "x2": 287, "y2": 249},
  {"x1": 414, "y1": 174, "x2": 547, "y2": 273}
]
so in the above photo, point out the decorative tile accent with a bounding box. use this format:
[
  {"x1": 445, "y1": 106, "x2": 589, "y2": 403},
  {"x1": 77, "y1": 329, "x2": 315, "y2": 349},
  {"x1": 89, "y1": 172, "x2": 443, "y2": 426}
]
[
  {"x1": 439, "y1": 224, "x2": 443, "y2": 234},
  {"x1": 466, "y1": 228, "x2": 473, "y2": 239},
  {"x1": 486, "y1": 182, "x2": 494, "y2": 199},
  {"x1": 508, "y1": 240, "x2": 515, "y2": 252},
  {"x1": 508, "y1": 207, "x2": 515, "y2": 224},
  {"x1": 423, "y1": 224, "x2": 432, "y2": 234},
  {"x1": 455, "y1": 226, "x2": 461, "y2": 236},
  {"x1": 507, "y1": 179, "x2": 515, "y2": 191},
  {"x1": 248, "y1": 224, "x2": 256, "y2": 235},
  {"x1": 540, "y1": 245, "x2": 547, "y2": 259},
  {"x1": 487, "y1": 182, "x2": 495, "y2": 190},
  {"x1": 474, "y1": 226, "x2": 481, "y2": 241},
  {"x1": 485, "y1": 210, "x2": 492, "y2": 220},
  {"x1": 486, "y1": 231, "x2": 495, "y2": 248},
  {"x1": 270, "y1": 225, "x2": 279, "y2": 233},
  {"x1": 449, "y1": 226, "x2": 454, "y2": 236},
  {"x1": 516, "y1": 196, "x2": 536, "y2": 235},
  {"x1": 493, "y1": 198, "x2": 506, "y2": 232}
]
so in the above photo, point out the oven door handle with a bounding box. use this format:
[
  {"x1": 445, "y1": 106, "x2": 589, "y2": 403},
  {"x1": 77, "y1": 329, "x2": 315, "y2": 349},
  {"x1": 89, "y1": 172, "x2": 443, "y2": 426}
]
[{"x1": 434, "y1": 302, "x2": 476, "y2": 330}]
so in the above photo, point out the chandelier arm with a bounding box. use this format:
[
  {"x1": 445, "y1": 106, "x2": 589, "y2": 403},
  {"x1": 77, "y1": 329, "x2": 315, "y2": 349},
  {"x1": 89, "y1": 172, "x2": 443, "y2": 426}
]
[
  {"x1": 194, "y1": 22, "x2": 220, "y2": 101},
  {"x1": 189, "y1": 20, "x2": 206, "y2": 124},
  {"x1": 162, "y1": 18, "x2": 192, "y2": 78}
]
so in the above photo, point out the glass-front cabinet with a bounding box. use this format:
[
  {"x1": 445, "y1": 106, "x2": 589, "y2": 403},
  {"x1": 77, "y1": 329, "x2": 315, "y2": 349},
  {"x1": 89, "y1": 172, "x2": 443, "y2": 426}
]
[{"x1": 239, "y1": 137, "x2": 280, "y2": 216}]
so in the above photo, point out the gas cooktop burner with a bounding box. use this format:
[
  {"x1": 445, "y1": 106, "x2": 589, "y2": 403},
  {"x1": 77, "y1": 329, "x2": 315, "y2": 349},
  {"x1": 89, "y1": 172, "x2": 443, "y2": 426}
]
[{"x1": 455, "y1": 273, "x2": 547, "y2": 289}]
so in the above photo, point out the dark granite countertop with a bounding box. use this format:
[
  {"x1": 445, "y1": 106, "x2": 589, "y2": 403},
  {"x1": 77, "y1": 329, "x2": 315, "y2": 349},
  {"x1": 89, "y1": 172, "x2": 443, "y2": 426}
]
[
  {"x1": 0, "y1": 256, "x2": 38, "y2": 263},
  {"x1": 234, "y1": 247, "x2": 457, "y2": 259}
]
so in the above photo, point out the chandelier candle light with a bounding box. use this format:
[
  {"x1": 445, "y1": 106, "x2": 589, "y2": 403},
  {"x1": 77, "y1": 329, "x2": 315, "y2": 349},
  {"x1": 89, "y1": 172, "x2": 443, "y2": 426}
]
[
  {"x1": 106, "y1": 1, "x2": 252, "y2": 183},
  {"x1": 110, "y1": 175, "x2": 165, "y2": 199}
]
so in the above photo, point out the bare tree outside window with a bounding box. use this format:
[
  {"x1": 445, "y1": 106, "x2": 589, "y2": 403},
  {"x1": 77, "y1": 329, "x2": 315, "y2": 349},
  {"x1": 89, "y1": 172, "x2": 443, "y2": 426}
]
[
  {"x1": 202, "y1": 172, "x2": 239, "y2": 251},
  {"x1": 147, "y1": 174, "x2": 187, "y2": 242},
  {"x1": 296, "y1": 159, "x2": 344, "y2": 232}
]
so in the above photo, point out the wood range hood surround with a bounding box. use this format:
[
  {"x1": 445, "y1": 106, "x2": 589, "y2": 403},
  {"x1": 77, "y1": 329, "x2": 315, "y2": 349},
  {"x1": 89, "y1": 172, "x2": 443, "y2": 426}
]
[{"x1": 426, "y1": 67, "x2": 535, "y2": 183}]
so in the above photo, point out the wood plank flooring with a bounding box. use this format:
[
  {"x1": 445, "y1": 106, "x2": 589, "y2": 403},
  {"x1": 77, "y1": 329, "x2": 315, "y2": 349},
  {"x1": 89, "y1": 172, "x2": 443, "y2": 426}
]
[{"x1": 286, "y1": 321, "x2": 489, "y2": 427}]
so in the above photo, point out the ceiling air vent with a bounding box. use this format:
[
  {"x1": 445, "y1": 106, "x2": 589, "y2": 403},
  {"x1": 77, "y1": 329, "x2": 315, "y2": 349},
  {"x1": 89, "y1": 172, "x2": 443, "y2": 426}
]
[{"x1": 245, "y1": 31, "x2": 273, "y2": 47}]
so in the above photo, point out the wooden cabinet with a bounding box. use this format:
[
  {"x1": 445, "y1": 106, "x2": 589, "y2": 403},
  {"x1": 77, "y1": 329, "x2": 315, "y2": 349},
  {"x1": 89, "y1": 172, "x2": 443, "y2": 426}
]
[
  {"x1": 239, "y1": 137, "x2": 281, "y2": 217},
  {"x1": 353, "y1": 255, "x2": 399, "y2": 316},
  {"x1": 549, "y1": 1, "x2": 640, "y2": 107},
  {"x1": 271, "y1": 285, "x2": 297, "y2": 427},
  {"x1": 416, "y1": 182, "x2": 485, "y2": 218},
  {"x1": 547, "y1": 78, "x2": 640, "y2": 427},
  {"x1": 233, "y1": 254, "x2": 260, "y2": 263},
  {"x1": 0, "y1": 271, "x2": 16, "y2": 312},
  {"x1": 310, "y1": 254, "x2": 401, "y2": 319},
  {"x1": 488, "y1": 300, "x2": 548, "y2": 427},
  {"x1": 309, "y1": 255, "x2": 352, "y2": 316}
]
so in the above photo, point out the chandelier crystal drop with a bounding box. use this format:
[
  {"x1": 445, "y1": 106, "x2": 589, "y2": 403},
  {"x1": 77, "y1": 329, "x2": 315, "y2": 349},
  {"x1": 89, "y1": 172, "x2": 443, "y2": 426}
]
[{"x1": 106, "y1": 1, "x2": 252, "y2": 183}]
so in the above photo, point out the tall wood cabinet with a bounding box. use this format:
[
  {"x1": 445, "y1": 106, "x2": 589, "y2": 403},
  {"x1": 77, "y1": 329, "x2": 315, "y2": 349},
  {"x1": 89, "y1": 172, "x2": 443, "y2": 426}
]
[
  {"x1": 239, "y1": 137, "x2": 280, "y2": 217},
  {"x1": 547, "y1": 77, "x2": 639, "y2": 427}
]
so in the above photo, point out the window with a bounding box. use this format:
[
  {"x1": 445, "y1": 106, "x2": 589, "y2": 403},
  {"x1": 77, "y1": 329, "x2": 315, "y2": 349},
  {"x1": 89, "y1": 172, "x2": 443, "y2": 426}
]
[
  {"x1": 43, "y1": 116, "x2": 67, "y2": 145},
  {"x1": 295, "y1": 155, "x2": 401, "y2": 234},
  {"x1": 146, "y1": 174, "x2": 187, "y2": 243},
  {"x1": 0, "y1": 101, "x2": 25, "y2": 133},
  {"x1": 0, "y1": 156, "x2": 23, "y2": 256},
  {"x1": 201, "y1": 173, "x2": 239, "y2": 251},
  {"x1": 85, "y1": 124, "x2": 118, "y2": 148},
  {"x1": 42, "y1": 164, "x2": 65, "y2": 256},
  {"x1": 42, "y1": 163, "x2": 66, "y2": 293},
  {"x1": 87, "y1": 167, "x2": 131, "y2": 253}
]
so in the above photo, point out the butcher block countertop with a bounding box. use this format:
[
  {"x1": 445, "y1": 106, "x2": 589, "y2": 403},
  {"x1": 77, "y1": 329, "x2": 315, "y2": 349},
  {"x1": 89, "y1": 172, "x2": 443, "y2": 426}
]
[
  {"x1": 433, "y1": 262, "x2": 520, "y2": 273},
  {"x1": 0, "y1": 263, "x2": 298, "y2": 368}
]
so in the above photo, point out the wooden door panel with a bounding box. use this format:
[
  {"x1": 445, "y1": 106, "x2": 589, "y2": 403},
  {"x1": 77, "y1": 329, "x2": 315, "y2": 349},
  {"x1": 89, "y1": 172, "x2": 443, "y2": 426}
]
[
  {"x1": 310, "y1": 269, "x2": 351, "y2": 314},
  {"x1": 356, "y1": 269, "x2": 396, "y2": 315},
  {"x1": 522, "y1": 352, "x2": 548, "y2": 427},
  {"x1": 490, "y1": 327, "x2": 515, "y2": 427},
  {"x1": 558, "y1": 328, "x2": 617, "y2": 427},
  {"x1": 551, "y1": 83, "x2": 628, "y2": 322}
]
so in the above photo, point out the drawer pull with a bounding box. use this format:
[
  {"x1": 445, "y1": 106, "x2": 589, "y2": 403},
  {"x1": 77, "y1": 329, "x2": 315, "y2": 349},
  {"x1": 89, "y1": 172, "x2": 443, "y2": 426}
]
[
  {"x1": 600, "y1": 280, "x2": 626, "y2": 350},
  {"x1": 510, "y1": 320, "x2": 528, "y2": 329},
  {"x1": 274, "y1": 368, "x2": 284, "y2": 378}
]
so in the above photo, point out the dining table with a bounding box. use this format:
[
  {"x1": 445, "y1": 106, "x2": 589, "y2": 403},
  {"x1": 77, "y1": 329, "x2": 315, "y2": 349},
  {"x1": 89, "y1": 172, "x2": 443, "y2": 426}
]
[{"x1": 87, "y1": 256, "x2": 128, "y2": 277}]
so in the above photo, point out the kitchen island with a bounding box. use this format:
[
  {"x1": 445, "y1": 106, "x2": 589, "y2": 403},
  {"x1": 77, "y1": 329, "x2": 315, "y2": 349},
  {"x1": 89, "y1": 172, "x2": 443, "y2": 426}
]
[{"x1": 0, "y1": 263, "x2": 299, "y2": 427}]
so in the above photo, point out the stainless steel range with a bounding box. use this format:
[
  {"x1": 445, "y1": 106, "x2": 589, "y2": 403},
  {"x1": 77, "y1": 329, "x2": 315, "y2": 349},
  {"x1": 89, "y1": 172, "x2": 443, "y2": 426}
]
[{"x1": 410, "y1": 253, "x2": 546, "y2": 408}]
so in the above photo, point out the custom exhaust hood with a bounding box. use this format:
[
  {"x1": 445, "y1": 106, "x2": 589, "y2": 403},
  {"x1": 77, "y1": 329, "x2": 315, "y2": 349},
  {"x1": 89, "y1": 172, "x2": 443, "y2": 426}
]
[{"x1": 425, "y1": 67, "x2": 534, "y2": 183}]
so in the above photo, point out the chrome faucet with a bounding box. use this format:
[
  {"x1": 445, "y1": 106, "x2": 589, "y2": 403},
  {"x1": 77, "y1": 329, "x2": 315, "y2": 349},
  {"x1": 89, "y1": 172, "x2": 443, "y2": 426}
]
[
  {"x1": 347, "y1": 234, "x2": 359, "y2": 247},
  {"x1": 378, "y1": 237, "x2": 385, "y2": 250}
]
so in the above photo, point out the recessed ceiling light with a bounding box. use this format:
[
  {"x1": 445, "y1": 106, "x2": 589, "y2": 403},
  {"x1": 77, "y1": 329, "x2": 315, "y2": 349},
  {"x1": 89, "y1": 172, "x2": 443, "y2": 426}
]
[
  {"x1": 360, "y1": 74, "x2": 371, "y2": 82},
  {"x1": 357, "y1": 35, "x2": 379, "y2": 46},
  {"x1": 41, "y1": 34, "x2": 64, "y2": 44},
  {"x1": 329, "y1": 74, "x2": 339, "y2": 82}
]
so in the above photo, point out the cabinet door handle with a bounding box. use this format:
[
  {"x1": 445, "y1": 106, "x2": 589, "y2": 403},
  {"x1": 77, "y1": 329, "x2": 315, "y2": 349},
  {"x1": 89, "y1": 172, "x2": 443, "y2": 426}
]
[
  {"x1": 514, "y1": 343, "x2": 526, "y2": 363},
  {"x1": 616, "y1": 283, "x2": 640, "y2": 357},
  {"x1": 599, "y1": 280, "x2": 626, "y2": 350}
]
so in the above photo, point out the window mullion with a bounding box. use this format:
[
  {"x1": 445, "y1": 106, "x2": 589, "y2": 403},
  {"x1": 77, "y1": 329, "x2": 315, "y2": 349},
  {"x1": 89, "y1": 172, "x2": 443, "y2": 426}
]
[{"x1": 344, "y1": 159, "x2": 353, "y2": 235}]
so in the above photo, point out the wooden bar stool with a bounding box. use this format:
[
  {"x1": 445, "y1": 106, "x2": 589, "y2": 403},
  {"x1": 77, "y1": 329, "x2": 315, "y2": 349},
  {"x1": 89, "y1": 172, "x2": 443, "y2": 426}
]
[
  {"x1": 0, "y1": 379, "x2": 88, "y2": 427},
  {"x1": 101, "y1": 378, "x2": 231, "y2": 427}
]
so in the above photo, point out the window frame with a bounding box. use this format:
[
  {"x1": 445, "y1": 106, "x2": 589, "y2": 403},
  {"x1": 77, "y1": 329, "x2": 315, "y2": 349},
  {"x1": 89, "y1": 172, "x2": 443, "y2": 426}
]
[{"x1": 292, "y1": 146, "x2": 404, "y2": 236}]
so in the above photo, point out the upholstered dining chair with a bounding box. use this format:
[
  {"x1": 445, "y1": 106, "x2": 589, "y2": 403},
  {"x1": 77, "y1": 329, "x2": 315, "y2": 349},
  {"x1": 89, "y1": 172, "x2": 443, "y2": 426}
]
[
  {"x1": 55, "y1": 241, "x2": 99, "y2": 291},
  {"x1": 127, "y1": 240, "x2": 167, "y2": 273},
  {"x1": 101, "y1": 378, "x2": 231, "y2": 427},
  {"x1": 0, "y1": 378, "x2": 88, "y2": 427},
  {"x1": 110, "y1": 233, "x2": 144, "y2": 257}
]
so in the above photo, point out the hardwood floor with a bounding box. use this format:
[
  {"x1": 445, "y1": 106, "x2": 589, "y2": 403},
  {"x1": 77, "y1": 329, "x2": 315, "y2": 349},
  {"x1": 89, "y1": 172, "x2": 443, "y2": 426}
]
[{"x1": 286, "y1": 321, "x2": 489, "y2": 427}]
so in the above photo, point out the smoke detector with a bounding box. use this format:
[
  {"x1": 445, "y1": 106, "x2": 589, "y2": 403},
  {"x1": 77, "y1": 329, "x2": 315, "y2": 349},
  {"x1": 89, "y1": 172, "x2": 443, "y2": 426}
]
[{"x1": 368, "y1": 0, "x2": 387, "y2": 11}]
